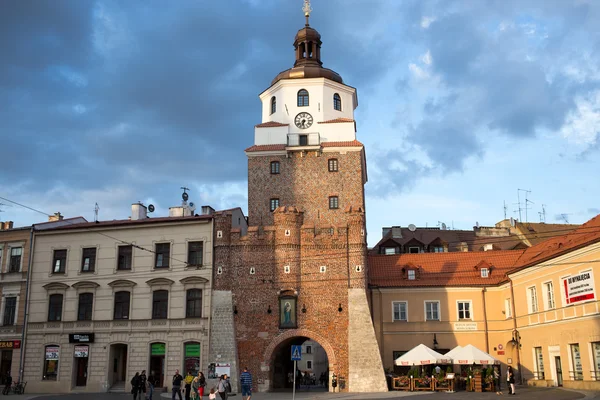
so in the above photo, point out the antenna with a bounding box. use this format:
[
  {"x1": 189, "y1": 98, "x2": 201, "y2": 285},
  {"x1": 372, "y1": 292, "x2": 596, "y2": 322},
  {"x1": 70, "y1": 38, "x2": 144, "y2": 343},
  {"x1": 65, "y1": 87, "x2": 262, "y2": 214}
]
[
  {"x1": 94, "y1": 203, "x2": 100, "y2": 222},
  {"x1": 503, "y1": 200, "x2": 508, "y2": 220},
  {"x1": 542, "y1": 204, "x2": 546, "y2": 223},
  {"x1": 181, "y1": 187, "x2": 190, "y2": 202},
  {"x1": 559, "y1": 213, "x2": 571, "y2": 224}
]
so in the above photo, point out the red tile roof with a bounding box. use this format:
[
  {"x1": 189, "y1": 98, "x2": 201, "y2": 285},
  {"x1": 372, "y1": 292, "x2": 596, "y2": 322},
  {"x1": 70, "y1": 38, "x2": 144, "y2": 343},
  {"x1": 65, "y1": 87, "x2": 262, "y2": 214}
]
[
  {"x1": 245, "y1": 144, "x2": 287, "y2": 152},
  {"x1": 255, "y1": 121, "x2": 289, "y2": 128},
  {"x1": 318, "y1": 118, "x2": 355, "y2": 124},
  {"x1": 368, "y1": 250, "x2": 525, "y2": 287},
  {"x1": 321, "y1": 140, "x2": 363, "y2": 147}
]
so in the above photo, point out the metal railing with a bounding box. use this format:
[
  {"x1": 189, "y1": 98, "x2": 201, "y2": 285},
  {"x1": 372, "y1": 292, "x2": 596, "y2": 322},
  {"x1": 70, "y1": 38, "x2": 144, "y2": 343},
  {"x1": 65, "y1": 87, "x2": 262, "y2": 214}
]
[
  {"x1": 532, "y1": 371, "x2": 545, "y2": 380},
  {"x1": 568, "y1": 370, "x2": 583, "y2": 381}
]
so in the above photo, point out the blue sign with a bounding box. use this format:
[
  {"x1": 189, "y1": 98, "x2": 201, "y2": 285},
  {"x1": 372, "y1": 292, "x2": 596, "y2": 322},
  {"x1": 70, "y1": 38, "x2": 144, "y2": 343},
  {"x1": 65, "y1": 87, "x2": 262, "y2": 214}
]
[{"x1": 291, "y1": 345, "x2": 302, "y2": 361}]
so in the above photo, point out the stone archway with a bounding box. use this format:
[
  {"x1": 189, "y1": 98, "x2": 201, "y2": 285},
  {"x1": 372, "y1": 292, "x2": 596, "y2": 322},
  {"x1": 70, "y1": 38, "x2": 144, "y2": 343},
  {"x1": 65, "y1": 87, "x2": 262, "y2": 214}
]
[{"x1": 262, "y1": 329, "x2": 337, "y2": 392}]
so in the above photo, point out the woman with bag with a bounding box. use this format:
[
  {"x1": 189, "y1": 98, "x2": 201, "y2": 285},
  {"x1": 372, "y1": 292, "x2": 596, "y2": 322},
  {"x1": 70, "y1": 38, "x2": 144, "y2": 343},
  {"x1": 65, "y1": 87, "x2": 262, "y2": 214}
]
[
  {"x1": 192, "y1": 372, "x2": 207, "y2": 400},
  {"x1": 507, "y1": 366, "x2": 516, "y2": 395}
]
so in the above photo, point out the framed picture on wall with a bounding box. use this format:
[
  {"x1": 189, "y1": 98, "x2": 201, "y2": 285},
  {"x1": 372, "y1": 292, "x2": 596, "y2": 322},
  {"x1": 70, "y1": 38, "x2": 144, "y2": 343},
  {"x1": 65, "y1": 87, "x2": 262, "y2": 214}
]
[{"x1": 279, "y1": 296, "x2": 297, "y2": 329}]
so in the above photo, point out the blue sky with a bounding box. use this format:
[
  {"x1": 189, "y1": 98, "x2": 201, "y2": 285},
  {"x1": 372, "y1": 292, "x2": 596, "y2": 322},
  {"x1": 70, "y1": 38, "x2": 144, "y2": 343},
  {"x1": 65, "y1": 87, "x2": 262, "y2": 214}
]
[{"x1": 1, "y1": 0, "x2": 599, "y2": 246}]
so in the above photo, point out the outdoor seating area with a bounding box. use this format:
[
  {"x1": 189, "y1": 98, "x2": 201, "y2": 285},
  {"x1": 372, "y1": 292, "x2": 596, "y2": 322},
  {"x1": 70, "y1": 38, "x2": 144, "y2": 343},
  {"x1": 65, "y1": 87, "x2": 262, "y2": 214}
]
[{"x1": 388, "y1": 343, "x2": 500, "y2": 393}]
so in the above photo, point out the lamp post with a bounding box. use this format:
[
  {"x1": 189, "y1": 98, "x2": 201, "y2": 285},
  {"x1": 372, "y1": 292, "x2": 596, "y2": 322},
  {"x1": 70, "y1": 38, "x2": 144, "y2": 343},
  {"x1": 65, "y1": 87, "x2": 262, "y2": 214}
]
[{"x1": 433, "y1": 334, "x2": 439, "y2": 350}]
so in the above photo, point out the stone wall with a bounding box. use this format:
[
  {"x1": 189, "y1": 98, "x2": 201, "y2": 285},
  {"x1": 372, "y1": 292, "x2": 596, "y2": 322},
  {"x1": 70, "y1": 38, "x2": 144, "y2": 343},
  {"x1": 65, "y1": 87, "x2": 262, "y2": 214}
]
[{"x1": 207, "y1": 291, "x2": 239, "y2": 392}]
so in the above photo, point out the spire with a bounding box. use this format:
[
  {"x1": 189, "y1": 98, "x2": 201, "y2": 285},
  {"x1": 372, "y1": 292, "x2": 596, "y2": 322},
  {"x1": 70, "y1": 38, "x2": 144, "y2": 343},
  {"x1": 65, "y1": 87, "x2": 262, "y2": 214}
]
[{"x1": 303, "y1": 0, "x2": 312, "y2": 26}]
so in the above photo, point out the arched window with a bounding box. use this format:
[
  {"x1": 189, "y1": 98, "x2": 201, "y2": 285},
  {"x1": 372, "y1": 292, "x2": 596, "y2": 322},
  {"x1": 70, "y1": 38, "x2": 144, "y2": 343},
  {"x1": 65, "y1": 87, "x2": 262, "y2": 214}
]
[
  {"x1": 297, "y1": 89, "x2": 309, "y2": 107},
  {"x1": 270, "y1": 96, "x2": 276, "y2": 114},
  {"x1": 333, "y1": 93, "x2": 342, "y2": 111},
  {"x1": 184, "y1": 342, "x2": 201, "y2": 376},
  {"x1": 43, "y1": 345, "x2": 59, "y2": 381}
]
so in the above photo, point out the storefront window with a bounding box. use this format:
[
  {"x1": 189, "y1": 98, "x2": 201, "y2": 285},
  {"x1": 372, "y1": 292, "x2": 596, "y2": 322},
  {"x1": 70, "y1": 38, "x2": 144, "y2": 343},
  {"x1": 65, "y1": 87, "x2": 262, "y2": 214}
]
[
  {"x1": 43, "y1": 345, "x2": 59, "y2": 380},
  {"x1": 534, "y1": 347, "x2": 545, "y2": 379},
  {"x1": 592, "y1": 342, "x2": 600, "y2": 380},
  {"x1": 184, "y1": 342, "x2": 200, "y2": 376},
  {"x1": 570, "y1": 343, "x2": 583, "y2": 380}
]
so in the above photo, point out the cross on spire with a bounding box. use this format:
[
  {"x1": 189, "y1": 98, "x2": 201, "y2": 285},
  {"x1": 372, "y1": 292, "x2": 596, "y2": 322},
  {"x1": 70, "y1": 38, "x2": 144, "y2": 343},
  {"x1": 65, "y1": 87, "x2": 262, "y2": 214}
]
[{"x1": 303, "y1": 0, "x2": 312, "y2": 26}]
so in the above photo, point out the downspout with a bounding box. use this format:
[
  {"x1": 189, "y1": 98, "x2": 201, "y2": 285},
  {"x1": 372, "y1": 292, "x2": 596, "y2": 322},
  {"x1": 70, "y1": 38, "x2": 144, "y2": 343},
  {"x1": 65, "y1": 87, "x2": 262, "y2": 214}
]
[
  {"x1": 19, "y1": 224, "x2": 35, "y2": 382},
  {"x1": 481, "y1": 288, "x2": 489, "y2": 353},
  {"x1": 509, "y1": 278, "x2": 523, "y2": 385},
  {"x1": 377, "y1": 287, "x2": 384, "y2": 362}
]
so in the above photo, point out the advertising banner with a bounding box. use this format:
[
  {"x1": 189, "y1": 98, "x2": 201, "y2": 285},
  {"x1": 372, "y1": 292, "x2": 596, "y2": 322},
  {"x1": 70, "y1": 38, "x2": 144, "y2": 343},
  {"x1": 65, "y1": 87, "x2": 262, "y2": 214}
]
[
  {"x1": 563, "y1": 271, "x2": 596, "y2": 304},
  {"x1": 45, "y1": 346, "x2": 59, "y2": 360},
  {"x1": 74, "y1": 345, "x2": 89, "y2": 358}
]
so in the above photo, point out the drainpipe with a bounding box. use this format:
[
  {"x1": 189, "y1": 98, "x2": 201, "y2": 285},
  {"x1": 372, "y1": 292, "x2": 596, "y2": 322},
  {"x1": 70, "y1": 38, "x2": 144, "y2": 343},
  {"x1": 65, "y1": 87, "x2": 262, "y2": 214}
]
[
  {"x1": 481, "y1": 288, "x2": 489, "y2": 353},
  {"x1": 377, "y1": 287, "x2": 384, "y2": 362},
  {"x1": 19, "y1": 225, "x2": 35, "y2": 382},
  {"x1": 509, "y1": 278, "x2": 523, "y2": 385}
]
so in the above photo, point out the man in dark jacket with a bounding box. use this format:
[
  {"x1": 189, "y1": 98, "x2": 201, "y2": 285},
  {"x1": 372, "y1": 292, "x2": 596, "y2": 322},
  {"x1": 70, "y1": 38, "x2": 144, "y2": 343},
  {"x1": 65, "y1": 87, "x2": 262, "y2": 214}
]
[
  {"x1": 2, "y1": 371, "x2": 12, "y2": 395},
  {"x1": 172, "y1": 370, "x2": 184, "y2": 400}
]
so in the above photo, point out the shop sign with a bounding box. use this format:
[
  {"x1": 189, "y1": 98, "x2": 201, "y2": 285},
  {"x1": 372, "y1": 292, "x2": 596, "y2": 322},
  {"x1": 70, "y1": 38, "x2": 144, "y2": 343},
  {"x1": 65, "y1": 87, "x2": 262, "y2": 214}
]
[
  {"x1": 45, "y1": 346, "x2": 59, "y2": 360},
  {"x1": 185, "y1": 343, "x2": 200, "y2": 357},
  {"x1": 151, "y1": 343, "x2": 165, "y2": 356},
  {"x1": 454, "y1": 322, "x2": 477, "y2": 331},
  {"x1": 74, "y1": 345, "x2": 89, "y2": 358},
  {"x1": 0, "y1": 341, "x2": 21, "y2": 349},
  {"x1": 497, "y1": 351, "x2": 505, "y2": 355},
  {"x1": 564, "y1": 271, "x2": 596, "y2": 304},
  {"x1": 69, "y1": 333, "x2": 95, "y2": 343}
]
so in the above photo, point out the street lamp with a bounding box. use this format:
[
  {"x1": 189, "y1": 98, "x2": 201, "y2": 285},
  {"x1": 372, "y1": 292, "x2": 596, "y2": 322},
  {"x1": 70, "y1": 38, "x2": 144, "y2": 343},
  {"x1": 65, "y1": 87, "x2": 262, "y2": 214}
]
[{"x1": 433, "y1": 334, "x2": 439, "y2": 350}]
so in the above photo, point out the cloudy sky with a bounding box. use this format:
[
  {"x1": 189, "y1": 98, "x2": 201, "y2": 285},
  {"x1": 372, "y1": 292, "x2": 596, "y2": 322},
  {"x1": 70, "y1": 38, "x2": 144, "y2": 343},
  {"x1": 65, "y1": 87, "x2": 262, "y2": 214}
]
[{"x1": 1, "y1": 0, "x2": 599, "y2": 246}]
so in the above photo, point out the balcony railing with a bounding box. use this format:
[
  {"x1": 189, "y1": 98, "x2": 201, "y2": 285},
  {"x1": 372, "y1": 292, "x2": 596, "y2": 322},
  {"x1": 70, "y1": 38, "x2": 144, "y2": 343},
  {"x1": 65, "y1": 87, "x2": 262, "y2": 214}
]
[
  {"x1": 287, "y1": 133, "x2": 320, "y2": 147},
  {"x1": 569, "y1": 370, "x2": 583, "y2": 381},
  {"x1": 532, "y1": 371, "x2": 545, "y2": 380}
]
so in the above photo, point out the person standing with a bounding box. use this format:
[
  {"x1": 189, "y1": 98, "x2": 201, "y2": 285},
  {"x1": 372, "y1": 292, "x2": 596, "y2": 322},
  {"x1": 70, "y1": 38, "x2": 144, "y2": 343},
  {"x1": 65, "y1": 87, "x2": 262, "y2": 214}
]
[
  {"x1": 507, "y1": 366, "x2": 515, "y2": 395},
  {"x1": 172, "y1": 370, "x2": 184, "y2": 400},
  {"x1": 146, "y1": 373, "x2": 155, "y2": 400},
  {"x1": 131, "y1": 372, "x2": 142, "y2": 400},
  {"x1": 494, "y1": 366, "x2": 503, "y2": 395},
  {"x1": 240, "y1": 367, "x2": 252, "y2": 400},
  {"x1": 185, "y1": 371, "x2": 194, "y2": 400},
  {"x1": 140, "y1": 370, "x2": 148, "y2": 397},
  {"x1": 195, "y1": 372, "x2": 207, "y2": 400},
  {"x1": 217, "y1": 375, "x2": 228, "y2": 400},
  {"x1": 2, "y1": 370, "x2": 12, "y2": 395}
]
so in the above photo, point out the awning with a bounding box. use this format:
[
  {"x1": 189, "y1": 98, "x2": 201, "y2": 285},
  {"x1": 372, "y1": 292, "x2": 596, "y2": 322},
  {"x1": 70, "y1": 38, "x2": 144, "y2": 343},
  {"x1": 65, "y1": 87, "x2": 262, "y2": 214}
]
[
  {"x1": 444, "y1": 345, "x2": 463, "y2": 359},
  {"x1": 394, "y1": 344, "x2": 452, "y2": 366},
  {"x1": 451, "y1": 344, "x2": 498, "y2": 365}
]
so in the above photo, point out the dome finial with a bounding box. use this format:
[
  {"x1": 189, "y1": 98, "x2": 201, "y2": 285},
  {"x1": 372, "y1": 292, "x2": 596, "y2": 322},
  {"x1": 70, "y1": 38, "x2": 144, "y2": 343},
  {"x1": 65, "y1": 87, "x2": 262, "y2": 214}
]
[{"x1": 302, "y1": 0, "x2": 312, "y2": 26}]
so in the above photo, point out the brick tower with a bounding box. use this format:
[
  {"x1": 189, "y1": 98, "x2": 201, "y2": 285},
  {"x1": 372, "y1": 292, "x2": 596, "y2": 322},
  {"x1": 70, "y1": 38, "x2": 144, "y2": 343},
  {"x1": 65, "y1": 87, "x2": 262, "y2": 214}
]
[{"x1": 210, "y1": 2, "x2": 386, "y2": 393}]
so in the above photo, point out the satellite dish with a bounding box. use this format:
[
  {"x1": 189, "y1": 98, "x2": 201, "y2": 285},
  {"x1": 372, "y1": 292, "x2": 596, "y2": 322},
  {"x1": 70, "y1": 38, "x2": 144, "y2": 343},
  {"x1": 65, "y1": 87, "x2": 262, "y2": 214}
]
[
  {"x1": 408, "y1": 224, "x2": 417, "y2": 232},
  {"x1": 442, "y1": 223, "x2": 447, "y2": 230},
  {"x1": 148, "y1": 204, "x2": 155, "y2": 213},
  {"x1": 182, "y1": 192, "x2": 189, "y2": 201},
  {"x1": 189, "y1": 202, "x2": 195, "y2": 208}
]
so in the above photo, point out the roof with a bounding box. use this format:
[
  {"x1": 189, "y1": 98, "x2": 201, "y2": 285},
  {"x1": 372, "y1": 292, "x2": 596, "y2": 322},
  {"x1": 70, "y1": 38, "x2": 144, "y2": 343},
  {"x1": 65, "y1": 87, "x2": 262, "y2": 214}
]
[
  {"x1": 321, "y1": 140, "x2": 363, "y2": 148},
  {"x1": 255, "y1": 121, "x2": 289, "y2": 128},
  {"x1": 514, "y1": 222, "x2": 581, "y2": 245},
  {"x1": 245, "y1": 140, "x2": 363, "y2": 153},
  {"x1": 36, "y1": 214, "x2": 213, "y2": 233},
  {"x1": 318, "y1": 118, "x2": 355, "y2": 124},
  {"x1": 369, "y1": 250, "x2": 525, "y2": 287},
  {"x1": 371, "y1": 227, "x2": 478, "y2": 253}
]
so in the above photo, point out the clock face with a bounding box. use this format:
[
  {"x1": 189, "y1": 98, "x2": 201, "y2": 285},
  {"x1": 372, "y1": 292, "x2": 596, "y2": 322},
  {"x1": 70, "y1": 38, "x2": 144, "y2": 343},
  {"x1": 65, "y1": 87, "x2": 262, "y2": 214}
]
[{"x1": 294, "y1": 112, "x2": 313, "y2": 129}]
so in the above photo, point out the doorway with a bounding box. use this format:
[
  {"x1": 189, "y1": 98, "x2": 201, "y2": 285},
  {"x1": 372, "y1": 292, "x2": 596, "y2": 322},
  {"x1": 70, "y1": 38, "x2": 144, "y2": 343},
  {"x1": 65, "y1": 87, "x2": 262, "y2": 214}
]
[
  {"x1": 150, "y1": 343, "x2": 166, "y2": 388},
  {"x1": 555, "y1": 357, "x2": 563, "y2": 387},
  {"x1": 0, "y1": 351, "x2": 12, "y2": 378},
  {"x1": 271, "y1": 336, "x2": 329, "y2": 392},
  {"x1": 75, "y1": 357, "x2": 88, "y2": 386},
  {"x1": 108, "y1": 344, "x2": 128, "y2": 389}
]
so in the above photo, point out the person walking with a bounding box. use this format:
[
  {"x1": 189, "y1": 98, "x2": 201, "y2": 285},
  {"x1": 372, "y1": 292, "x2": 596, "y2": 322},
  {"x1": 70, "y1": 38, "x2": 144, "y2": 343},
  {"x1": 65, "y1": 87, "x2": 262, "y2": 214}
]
[
  {"x1": 140, "y1": 370, "x2": 148, "y2": 397},
  {"x1": 192, "y1": 372, "x2": 207, "y2": 400},
  {"x1": 185, "y1": 371, "x2": 194, "y2": 400},
  {"x1": 131, "y1": 372, "x2": 142, "y2": 400},
  {"x1": 494, "y1": 366, "x2": 503, "y2": 395},
  {"x1": 240, "y1": 367, "x2": 252, "y2": 400},
  {"x1": 172, "y1": 370, "x2": 184, "y2": 400},
  {"x1": 507, "y1": 366, "x2": 515, "y2": 395},
  {"x1": 2, "y1": 370, "x2": 12, "y2": 395},
  {"x1": 145, "y1": 373, "x2": 154, "y2": 400},
  {"x1": 217, "y1": 375, "x2": 228, "y2": 400}
]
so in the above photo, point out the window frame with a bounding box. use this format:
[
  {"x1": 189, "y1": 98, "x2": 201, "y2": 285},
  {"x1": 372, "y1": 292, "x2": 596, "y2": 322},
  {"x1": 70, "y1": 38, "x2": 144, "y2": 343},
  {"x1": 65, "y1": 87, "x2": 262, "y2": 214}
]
[
  {"x1": 333, "y1": 93, "x2": 342, "y2": 111},
  {"x1": 480, "y1": 268, "x2": 489, "y2": 278},
  {"x1": 505, "y1": 298, "x2": 512, "y2": 319},
  {"x1": 299, "y1": 134, "x2": 308, "y2": 146},
  {"x1": 2, "y1": 296, "x2": 17, "y2": 326},
  {"x1": 186, "y1": 289, "x2": 203, "y2": 318},
  {"x1": 392, "y1": 301, "x2": 408, "y2": 322},
  {"x1": 9, "y1": 247, "x2": 22, "y2": 273},
  {"x1": 306, "y1": 345, "x2": 312, "y2": 354},
  {"x1": 328, "y1": 196, "x2": 339, "y2": 210},
  {"x1": 77, "y1": 293, "x2": 94, "y2": 321},
  {"x1": 270, "y1": 161, "x2": 280, "y2": 175},
  {"x1": 270, "y1": 198, "x2": 280, "y2": 212},
  {"x1": 113, "y1": 291, "x2": 131, "y2": 320},
  {"x1": 51, "y1": 249, "x2": 67, "y2": 274},
  {"x1": 424, "y1": 300, "x2": 441, "y2": 321},
  {"x1": 47, "y1": 293, "x2": 64, "y2": 322},
  {"x1": 457, "y1": 300, "x2": 472, "y2": 321},
  {"x1": 154, "y1": 242, "x2": 171, "y2": 269},
  {"x1": 270, "y1": 96, "x2": 276, "y2": 114},
  {"x1": 328, "y1": 158, "x2": 338, "y2": 172},
  {"x1": 408, "y1": 246, "x2": 420, "y2": 254},
  {"x1": 544, "y1": 280, "x2": 556, "y2": 310},
  {"x1": 407, "y1": 270, "x2": 416, "y2": 280},
  {"x1": 43, "y1": 345, "x2": 60, "y2": 381},
  {"x1": 533, "y1": 346, "x2": 545, "y2": 380},
  {"x1": 117, "y1": 245, "x2": 133, "y2": 271},
  {"x1": 187, "y1": 241, "x2": 204, "y2": 267},
  {"x1": 297, "y1": 89, "x2": 309, "y2": 107},
  {"x1": 570, "y1": 343, "x2": 583, "y2": 381},
  {"x1": 307, "y1": 360, "x2": 313, "y2": 369},
  {"x1": 81, "y1": 247, "x2": 97, "y2": 273},
  {"x1": 527, "y1": 285, "x2": 539, "y2": 314},
  {"x1": 152, "y1": 290, "x2": 169, "y2": 319}
]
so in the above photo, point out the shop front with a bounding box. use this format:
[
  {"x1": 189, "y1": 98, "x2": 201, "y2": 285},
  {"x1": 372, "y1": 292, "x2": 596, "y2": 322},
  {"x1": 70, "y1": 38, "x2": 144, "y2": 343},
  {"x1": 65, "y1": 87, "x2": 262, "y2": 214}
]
[
  {"x1": 69, "y1": 333, "x2": 93, "y2": 388},
  {"x1": 0, "y1": 340, "x2": 21, "y2": 378}
]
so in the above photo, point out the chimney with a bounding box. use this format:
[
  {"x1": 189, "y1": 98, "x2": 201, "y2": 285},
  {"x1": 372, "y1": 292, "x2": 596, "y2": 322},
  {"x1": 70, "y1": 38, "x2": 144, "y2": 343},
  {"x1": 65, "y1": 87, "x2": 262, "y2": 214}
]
[
  {"x1": 131, "y1": 203, "x2": 148, "y2": 220},
  {"x1": 0, "y1": 221, "x2": 14, "y2": 230},
  {"x1": 381, "y1": 227, "x2": 391, "y2": 238},
  {"x1": 391, "y1": 226, "x2": 402, "y2": 238},
  {"x1": 48, "y1": 212, "x2": 63, "y2": 222},
  {"x1": 201, "y1": 206, "x2": 215, "y2": 216}
]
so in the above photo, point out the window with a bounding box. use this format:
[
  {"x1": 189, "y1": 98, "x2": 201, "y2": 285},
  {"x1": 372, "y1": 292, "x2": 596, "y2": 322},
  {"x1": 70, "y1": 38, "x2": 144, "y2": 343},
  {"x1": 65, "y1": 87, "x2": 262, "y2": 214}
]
[
  {"x1": 113, "y1": 291, "x2": 130, "y2": 320},
  {"x1": 77, "y1": 293, "x2": 93, "y2": 321},
  {"x1": 480, "y1": 268, "x2": 489, "y2": 278},
  {"x1": 432, "y1": 246, "x2": 444, "y2": 253},
  {"x1": 155, "y1": 243, "x2": 170, "y2": 268},
  {"x1": 117, "y1": 245, "x2": 132, "y2": 270},
  {"x1": 184, "y1": 342, "x2": 201, "y2": 377},
  {"x1": 534, "y1": 347, "x2": 545, "y2": 380},
  {"x1": 307, "y1": 360, "x2": 313, "y2": 369},
  {"x1": 407, "y1": 270, "x2": 416, "y2": 280},
  {"x1": 299, "y1": 134, "x2": 308, "y2": 146},
  {"x1": 43, "y1": 345, "x2": 59, "y2": 380},
  {"x1": 570, "y1": 343, "x2": 583, "y2": 380},
  {"x1": 333, "y1": 93, "x2": 342, "y2": 111},
  {"x1": 9, "y1": 247, "x2": 22, "y2": 272},
  {"x1": 52, "y1": 249, "x2": 67, "y2": 273},
  {"x1": 393, "y1": 301, "x2": 407, "y2": 321},
  {"x1": 297, "y1": 89, "x2": 309, "y2": 107},
  {"x1": 270, "y1": 198, "x2": 280, "y2": 212},
  {"x1": 425, "y1": 301, "x2": 440, "y2": 321},
  {"x1": 528, "y1": 286, "x2": 539, "y2": 313},
  {"x1": 328, "y1": 158, "x2": 338, "y2": 172},
  {"x1": 270, "y1": 161, "x2": 280, "y2": 174},
  {"x1": 457, "y1": 301, "x2": 472, "y2": 320},
  {"x1": 270, "y1": 96, "x2": 276, "y2": 114},
  {"x1": 408, "y1": 247, "x2": 420, "y2": 254},
  {"x1": 384, "y1": 247, "x2": 397, "y2": 255},
  {"x1": 187, "y1": 242, "x2": 203, "y2": 267},
  {"x1": 81, "y1": 247, "x2": 96, "y2": 272},
  {"x1": 545, "y1": 281, "x2": 555, "y2": 310},
  {"x1": 152, "y1": 290, "x2": 169, "y2": 319},
  {"x1": 329, "y1": 196, "x2": 339, "y2": 209},
  {"x1": 48, "y1": 294, "x2": 63, "y2": 321},
  {"x1": 306, "y1": 346, "x2": 312, "y2": 354},
  {"x1": 186, "y1": 289, "x2": 203, "y2": 318},
  {"x1": 3, "y1": 297, "x2": 16, "y2": 326},
  {"x1": 505, "y1": 298, "x2": 512, "y2": 318},
  {"x1": 592, "y1": 342, "x2": 600, "y2": 380}
]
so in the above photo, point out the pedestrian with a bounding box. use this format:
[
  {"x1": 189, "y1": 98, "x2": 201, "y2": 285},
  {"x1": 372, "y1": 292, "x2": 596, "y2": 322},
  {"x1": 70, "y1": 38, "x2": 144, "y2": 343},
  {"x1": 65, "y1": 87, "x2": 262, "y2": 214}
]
[
  {"x1": 217, "y1": 375, "x2": 228, "y2": 400},
  {"x1": 172, "y1": 369, "x2": 184, "y2": 400},
  {"x1": 131, "y1": 372, "x2": 142, "y2": 400},
  {"x1": 140, "y1": 370, "x2": 148, "y2": 397},
  {"x1": 185, "y1": 371, "x2": 194, "y2": 400},
  {"x1": 146, "y1": 373, "x2": 154, "y2": 400},
  {"x1": 194, "y1": 372, "x2": 207, "y2": 400},
  {"x1": 2, "y1": 370, "x2": 12, "y2": 395},
  {"x1": 507, "y1": 366, "x2": 516, "y2": 395},
  {"x1": 208, "y1": 388, "x2": 217, "y2": 400},
  {"x1": 494, "y1": 366, "x2": 503, "y2": 395},
  {"x1": 240, "y1": 367, "x2": 252, "y2": 400}
]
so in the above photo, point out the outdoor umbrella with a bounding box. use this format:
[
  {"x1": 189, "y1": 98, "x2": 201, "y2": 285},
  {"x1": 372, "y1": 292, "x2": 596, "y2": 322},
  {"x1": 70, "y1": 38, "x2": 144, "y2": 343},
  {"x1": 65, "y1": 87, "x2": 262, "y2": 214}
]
[
  {"x1": 444, "y1": 345, "x2": 463, "y2": 359},
  {"x1": 451, "y1": 344, "x2": 498, "y2": 365},
  {"x1": 395, "y1": 344, "x2": 452, "y2": 366}
]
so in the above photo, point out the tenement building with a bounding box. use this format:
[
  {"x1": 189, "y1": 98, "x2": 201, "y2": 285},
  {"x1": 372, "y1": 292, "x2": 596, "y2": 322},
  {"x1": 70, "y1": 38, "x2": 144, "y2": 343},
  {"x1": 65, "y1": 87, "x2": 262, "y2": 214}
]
[
  {"x1": 369, "y1": 214, "x2": 600, "y2": 390},
  {"x1": 209, "y1": 6, "x2": 386, "y2": 393},
  {"x1": 22, "y1": 200, "x2": 244, "y2": 393}
]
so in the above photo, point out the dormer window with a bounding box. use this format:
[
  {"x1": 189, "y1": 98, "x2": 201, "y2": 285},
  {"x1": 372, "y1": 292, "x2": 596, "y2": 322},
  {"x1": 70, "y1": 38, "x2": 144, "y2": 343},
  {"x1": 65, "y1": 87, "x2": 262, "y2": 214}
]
[
  {"x1": 333, "y1": 93, "x2": 342, "y2": 111},
  {"x1": 297, "y1": 89, "x2": 309, "y2": 107},
  {"x1": 407, "y1": 270, "x2": 416, "y2": 280},
  {"x1": 270, "y1": 96, "x2": 276, "y2": 114},
  {"x1": 481, "y1": 268, "x2": 489, "y2": 278}
]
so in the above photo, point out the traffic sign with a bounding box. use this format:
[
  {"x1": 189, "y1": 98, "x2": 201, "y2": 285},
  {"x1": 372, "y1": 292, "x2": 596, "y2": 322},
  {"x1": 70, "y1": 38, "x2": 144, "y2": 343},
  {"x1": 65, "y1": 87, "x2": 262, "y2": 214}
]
[{"x1": 291, "y1": 345, "x2": 302, "y2": 361}]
